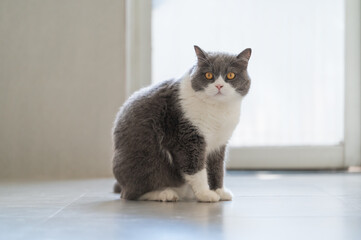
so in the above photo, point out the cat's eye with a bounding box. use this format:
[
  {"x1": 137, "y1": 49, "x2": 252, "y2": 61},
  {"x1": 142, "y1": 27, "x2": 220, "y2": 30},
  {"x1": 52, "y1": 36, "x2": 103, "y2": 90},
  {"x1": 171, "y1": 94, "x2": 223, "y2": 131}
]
[
  {"x1": 205, "y1": 72, "x2": 213, "y2": 80},
  {"x1": 227, "y1": 72, "x2": 236, "y2": 80}
]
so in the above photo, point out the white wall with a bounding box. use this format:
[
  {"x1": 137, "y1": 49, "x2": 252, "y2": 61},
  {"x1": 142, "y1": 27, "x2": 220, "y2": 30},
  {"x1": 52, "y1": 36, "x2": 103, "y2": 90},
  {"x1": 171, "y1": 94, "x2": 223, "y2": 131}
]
[{"x1": 0, "y1": 0, "x2": 126, "y2": 179}]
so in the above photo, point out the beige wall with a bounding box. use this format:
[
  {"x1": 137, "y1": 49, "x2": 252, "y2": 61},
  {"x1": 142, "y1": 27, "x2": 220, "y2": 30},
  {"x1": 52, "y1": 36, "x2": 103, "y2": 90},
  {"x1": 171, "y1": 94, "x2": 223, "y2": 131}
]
[{"x1": 0, "y1": 0, "x2": 126, "y2": 179}]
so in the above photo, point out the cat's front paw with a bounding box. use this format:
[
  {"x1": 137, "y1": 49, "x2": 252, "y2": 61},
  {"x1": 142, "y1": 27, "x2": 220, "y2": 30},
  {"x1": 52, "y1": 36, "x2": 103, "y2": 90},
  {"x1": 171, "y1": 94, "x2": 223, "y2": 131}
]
[
  {"x1": 159, "y1": 188, "x2": 180, "y2": 202},
  {"x1": 196, "y1": 190, "x2": 220, "y2": 202},
  {"x1": 215, "y1": 188, "x2": 233, "y2": 201}
]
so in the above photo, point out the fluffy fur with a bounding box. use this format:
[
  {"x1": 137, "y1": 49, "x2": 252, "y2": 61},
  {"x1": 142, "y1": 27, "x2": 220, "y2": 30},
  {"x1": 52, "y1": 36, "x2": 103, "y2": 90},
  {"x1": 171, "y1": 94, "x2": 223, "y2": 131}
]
[{"x1": 112, "y1": 46, "x2": 251, "y2": 202}]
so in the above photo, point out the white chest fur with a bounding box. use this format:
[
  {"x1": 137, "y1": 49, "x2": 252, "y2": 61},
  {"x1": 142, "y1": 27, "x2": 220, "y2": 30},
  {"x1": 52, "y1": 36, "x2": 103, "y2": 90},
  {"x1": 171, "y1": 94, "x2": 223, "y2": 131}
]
[{"x1": 179, "y1": 75, "x2": 242, "y2": 154}]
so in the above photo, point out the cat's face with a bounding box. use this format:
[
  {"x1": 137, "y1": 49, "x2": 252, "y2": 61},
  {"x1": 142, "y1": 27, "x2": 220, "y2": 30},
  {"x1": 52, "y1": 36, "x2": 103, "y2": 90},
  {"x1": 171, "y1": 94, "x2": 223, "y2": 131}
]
[{"x1": 190, "y1": 46, "x2": 251, "y2": 102}]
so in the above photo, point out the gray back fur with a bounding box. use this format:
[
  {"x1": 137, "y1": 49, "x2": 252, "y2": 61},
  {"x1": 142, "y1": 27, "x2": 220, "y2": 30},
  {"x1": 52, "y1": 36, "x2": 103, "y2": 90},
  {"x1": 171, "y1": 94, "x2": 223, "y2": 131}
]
[{"x1": 113, "y1": 80, "x2": 205, "y2": 199}]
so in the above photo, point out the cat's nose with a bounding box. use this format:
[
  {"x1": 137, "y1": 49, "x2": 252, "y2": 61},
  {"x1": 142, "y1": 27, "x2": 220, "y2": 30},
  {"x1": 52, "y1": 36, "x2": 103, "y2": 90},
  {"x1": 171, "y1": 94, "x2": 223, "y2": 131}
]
[{"x1": 215, "y1": 84, "x2": 223, "y2": 90}]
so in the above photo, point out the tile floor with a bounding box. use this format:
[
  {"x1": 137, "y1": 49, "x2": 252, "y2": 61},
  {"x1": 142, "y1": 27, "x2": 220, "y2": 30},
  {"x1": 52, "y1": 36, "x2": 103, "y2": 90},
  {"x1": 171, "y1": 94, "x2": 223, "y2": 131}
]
[{"x1": 1, "y1": 171, "x2": 361, "y2": 240}]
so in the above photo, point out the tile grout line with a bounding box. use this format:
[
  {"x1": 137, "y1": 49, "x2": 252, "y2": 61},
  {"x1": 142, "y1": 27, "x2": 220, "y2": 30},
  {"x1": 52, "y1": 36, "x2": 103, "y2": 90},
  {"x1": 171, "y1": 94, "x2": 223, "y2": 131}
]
[{"x1": 43, "y1": 193, "x2": 87, "y2": 222}]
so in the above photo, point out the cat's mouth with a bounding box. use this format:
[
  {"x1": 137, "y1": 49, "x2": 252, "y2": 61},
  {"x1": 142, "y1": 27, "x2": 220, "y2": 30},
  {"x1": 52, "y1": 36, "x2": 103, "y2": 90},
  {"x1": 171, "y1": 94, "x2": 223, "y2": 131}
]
[{"x1": 215, "y1": 91, "x2": 224, "y2": 96}]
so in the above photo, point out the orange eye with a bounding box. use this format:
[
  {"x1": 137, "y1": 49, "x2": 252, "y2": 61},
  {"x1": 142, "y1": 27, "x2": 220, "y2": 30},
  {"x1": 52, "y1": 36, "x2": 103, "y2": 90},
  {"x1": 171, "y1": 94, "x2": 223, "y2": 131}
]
[
  {"x1": 205, "y1": 72, "x2": 213, "y2": 80},
  {"x1": 227, "y1": 72, "x2": 235, "y2": 80}
]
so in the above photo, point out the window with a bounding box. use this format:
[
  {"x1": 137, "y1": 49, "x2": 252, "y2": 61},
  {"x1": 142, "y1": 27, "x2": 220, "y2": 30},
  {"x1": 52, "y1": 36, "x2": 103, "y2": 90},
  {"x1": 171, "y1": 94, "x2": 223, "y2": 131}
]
[
  {"x1": 152, "y1": 0, "x2": 344, "y2": 147},
  {"x1": 126, "y1": 0, "x2": 360, "y2": 169}
]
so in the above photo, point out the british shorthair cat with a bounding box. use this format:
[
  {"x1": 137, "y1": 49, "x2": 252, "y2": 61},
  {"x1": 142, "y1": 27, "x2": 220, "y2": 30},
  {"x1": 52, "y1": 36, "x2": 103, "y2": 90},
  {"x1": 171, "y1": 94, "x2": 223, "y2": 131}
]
[{"x1": 113, "y1": 46, "x2": 251, "y2": 202}]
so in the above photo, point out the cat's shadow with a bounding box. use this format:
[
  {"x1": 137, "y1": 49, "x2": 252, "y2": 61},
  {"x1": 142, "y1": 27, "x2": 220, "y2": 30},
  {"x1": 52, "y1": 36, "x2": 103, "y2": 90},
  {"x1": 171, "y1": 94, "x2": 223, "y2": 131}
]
[{"x1": 82, "y1": 194, "x2": 228, "y2": 225}]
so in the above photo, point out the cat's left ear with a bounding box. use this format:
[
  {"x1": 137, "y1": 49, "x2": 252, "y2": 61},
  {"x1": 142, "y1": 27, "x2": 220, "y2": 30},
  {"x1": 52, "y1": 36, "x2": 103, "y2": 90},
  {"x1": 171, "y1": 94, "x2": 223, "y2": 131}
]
[
  {"x1": 194, "y1": 45, "x2": 208, "y2": 60},
  {"x1": 237, "y1": 48, "x2": 252, "y2": 63}
]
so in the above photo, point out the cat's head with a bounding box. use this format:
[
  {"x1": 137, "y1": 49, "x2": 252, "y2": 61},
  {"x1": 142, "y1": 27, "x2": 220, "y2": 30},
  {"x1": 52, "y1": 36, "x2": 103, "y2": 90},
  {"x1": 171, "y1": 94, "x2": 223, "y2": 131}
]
[{"x1": 190, "y1": 46, "x2": 251, "y2": 102}]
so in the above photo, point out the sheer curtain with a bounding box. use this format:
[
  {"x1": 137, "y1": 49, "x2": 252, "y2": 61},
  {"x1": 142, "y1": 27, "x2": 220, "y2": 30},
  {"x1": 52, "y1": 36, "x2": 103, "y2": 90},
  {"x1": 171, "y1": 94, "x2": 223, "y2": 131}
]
[{"x1": 152, "y1": 0, "x2": 344, "y2": 146}]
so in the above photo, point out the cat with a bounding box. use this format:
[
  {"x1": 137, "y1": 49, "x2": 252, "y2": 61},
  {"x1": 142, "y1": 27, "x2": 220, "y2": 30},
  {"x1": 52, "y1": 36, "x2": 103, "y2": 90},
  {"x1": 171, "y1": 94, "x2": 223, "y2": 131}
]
[{"x1": 112, "y1": 45, "x2": 251, "y2": 202}]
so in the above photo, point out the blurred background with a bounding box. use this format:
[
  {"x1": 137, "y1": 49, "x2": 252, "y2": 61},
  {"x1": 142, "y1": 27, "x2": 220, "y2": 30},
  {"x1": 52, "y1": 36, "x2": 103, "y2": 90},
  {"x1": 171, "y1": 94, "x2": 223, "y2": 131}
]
[
  {"x1": 153, "y1": 0, "x2": 344, "y2": 147},
  {"x1": 0, "y1": 0, "x2": 360, "y2": 180}
]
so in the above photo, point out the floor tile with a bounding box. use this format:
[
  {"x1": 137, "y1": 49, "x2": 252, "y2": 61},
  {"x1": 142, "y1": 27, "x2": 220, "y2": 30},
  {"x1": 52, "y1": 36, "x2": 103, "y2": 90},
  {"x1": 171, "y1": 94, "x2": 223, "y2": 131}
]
[{"x1": 0, "y1": 171, "x2": 360, "y2": 240}]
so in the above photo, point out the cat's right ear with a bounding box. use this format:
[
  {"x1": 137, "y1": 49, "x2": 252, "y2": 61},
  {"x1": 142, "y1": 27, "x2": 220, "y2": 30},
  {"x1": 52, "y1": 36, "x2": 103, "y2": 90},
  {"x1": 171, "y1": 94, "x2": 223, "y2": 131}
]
[
  {"x1": 237, "y1": 48, "x2": 252, "y2": 63},
  {"x1": 194, "y1": 45, "x2": 208, "y2": 61}
]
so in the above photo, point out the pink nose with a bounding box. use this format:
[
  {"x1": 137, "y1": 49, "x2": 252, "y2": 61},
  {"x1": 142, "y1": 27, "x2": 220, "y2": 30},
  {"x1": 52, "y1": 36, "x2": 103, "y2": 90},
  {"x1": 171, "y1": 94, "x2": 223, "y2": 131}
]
[{"x1": 215, "y1": 84, "x2": 223, "y2": 90}]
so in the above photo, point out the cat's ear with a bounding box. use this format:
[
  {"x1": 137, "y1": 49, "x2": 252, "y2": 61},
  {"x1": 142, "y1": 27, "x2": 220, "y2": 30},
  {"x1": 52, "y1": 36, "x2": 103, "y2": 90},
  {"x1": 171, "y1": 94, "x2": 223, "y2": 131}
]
[
  {"x1": 237, "y1": 48, "x2": 252, "y2": 63},
  {"x1": 194, "y1": 45, "x2": 208, "y2": 61}
]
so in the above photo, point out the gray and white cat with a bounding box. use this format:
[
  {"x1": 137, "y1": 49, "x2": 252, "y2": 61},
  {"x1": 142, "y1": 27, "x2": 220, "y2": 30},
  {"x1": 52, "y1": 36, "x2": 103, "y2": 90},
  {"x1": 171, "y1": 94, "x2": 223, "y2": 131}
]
[{"x1": 112, "y1": 46, "x2": 251, "y2": 202}]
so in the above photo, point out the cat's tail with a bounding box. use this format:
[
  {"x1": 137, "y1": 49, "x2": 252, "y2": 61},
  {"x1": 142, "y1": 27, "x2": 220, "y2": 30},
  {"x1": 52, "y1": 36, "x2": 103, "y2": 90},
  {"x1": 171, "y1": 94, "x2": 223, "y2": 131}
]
[{"x1": 113, "y1": 182, "x2": 121, "y2": 193}]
